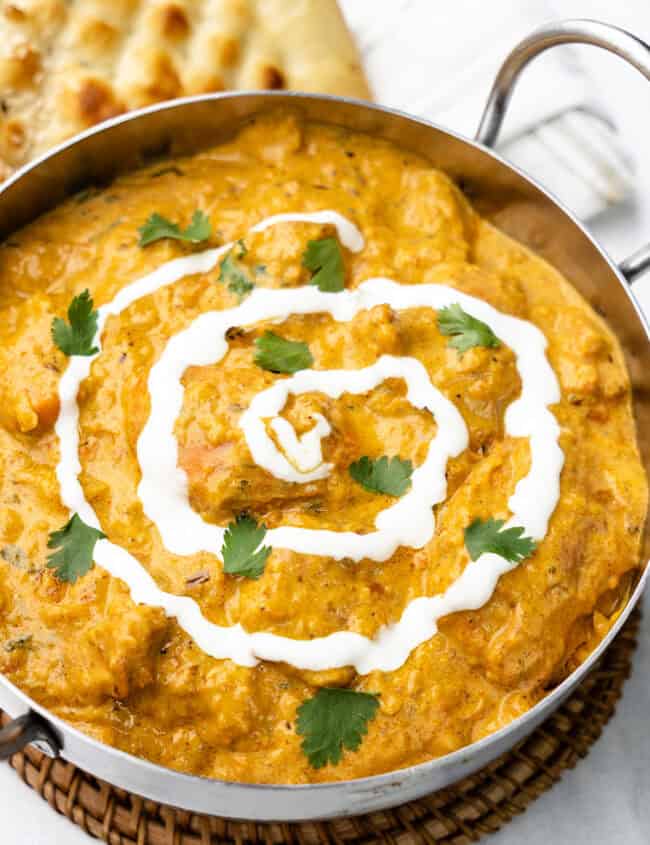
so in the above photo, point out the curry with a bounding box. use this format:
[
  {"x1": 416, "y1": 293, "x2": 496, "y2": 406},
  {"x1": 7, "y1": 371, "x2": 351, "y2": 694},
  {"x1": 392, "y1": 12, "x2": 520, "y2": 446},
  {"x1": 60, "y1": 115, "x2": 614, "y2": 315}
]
[{"x1": 0, "y1": 113, "x2": 646, "y2": 784}]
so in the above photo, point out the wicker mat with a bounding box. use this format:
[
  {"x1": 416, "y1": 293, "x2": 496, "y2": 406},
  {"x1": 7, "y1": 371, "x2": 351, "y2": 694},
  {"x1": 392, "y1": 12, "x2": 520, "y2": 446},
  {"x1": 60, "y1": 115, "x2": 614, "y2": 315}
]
[{"x1": 2, "y1": 609, "x2": 640, "y2": 845}]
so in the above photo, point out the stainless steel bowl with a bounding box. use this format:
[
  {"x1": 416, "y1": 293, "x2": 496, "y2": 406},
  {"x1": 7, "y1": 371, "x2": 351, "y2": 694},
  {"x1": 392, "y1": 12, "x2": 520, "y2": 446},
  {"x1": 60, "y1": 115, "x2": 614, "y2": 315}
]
[{"x1": 0, "y1": 19, "x2": 649, "y2": 822}]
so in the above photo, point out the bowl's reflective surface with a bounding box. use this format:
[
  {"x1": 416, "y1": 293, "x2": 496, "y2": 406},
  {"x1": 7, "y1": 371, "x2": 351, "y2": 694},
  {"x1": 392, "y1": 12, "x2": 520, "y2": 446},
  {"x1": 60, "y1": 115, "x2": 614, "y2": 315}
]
[{"x1": 0, "y1": 92, "x2": 648, "y2": 820}]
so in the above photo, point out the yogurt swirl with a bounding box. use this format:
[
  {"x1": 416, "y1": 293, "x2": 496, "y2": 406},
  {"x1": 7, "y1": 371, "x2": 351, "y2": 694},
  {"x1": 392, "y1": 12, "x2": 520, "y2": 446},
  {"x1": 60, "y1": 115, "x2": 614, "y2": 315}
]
[{"x1": 54, "y1": 211, "x2": 563, "y2": 674}]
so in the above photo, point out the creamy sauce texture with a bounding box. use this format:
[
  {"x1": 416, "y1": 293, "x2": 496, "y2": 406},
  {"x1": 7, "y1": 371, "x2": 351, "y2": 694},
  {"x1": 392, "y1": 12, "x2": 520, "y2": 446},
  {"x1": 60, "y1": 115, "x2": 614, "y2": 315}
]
[
  {"x1": 0, "y1": 114, "x2": 645, "y2": 785},
  {"x1": 55, "y1": 212, "x2": 563, "y2": 673}
]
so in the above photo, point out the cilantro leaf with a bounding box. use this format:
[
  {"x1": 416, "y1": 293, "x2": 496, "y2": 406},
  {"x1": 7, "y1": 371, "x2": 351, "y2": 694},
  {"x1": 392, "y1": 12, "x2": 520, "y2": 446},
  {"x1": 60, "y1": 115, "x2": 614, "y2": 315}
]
[
  {"x1": 138, "y1": 210, "x2": 211, "y2": 246},
  {"x1": 183, "y1": 211, "x2": 212, "y2": 242},
  {"x1": 221, "y1": 514, "x2": 271, "y2": 579},
  {"x1": 437, "y1": 303, "x2": 500, "y2": 354},
  {"x1": 46, "y1": 514, "x2": 106, "y2": 584},
  {"x1": 464, "y1": 517, "x2": 536, "y2": 563},
  {"x1": 254, "y1": 331, "x2": 313, "y2": 374},
  {"x1": 296, "y1": 687, "x2": 380, "y2": 769},
  {"x1": 51, "y1": 289, "x2": 100, "y2": 356},
  {"x1": 349, "y1": 456, "x2": 413, "y2": 497},
  {"x1": 219, "y1": 252, "x2": 254, "y2": 300},
  {"x1": 302, "y1": 237, "x2": 346, "y2": 292}
]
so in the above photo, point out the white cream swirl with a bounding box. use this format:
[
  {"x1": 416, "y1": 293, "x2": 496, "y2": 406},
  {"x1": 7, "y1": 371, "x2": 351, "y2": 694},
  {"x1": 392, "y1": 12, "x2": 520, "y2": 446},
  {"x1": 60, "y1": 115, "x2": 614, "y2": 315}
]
[{"x1": 54, "y1": 211, "x2": 563, "y2": 673}]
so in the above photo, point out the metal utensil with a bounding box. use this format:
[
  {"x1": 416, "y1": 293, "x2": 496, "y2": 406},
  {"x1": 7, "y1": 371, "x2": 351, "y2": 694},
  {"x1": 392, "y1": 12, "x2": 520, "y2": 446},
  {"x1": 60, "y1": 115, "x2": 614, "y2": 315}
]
[{"x1": 0, "y1": 19, "x2": 649, "y2": 821}]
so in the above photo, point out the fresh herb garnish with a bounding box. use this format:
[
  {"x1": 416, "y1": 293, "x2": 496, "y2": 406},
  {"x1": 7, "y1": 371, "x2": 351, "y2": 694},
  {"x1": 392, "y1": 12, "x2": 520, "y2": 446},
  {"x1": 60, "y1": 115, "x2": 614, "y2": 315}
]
[
  {"x1": 296, "y1": 688, "x2": 380, "y2": 769},
  {"x1": 138, "y1": 210, "x2": 211, "y2": 246},
  {"x1": 464, "y1": 517, "x2": 536, "y2": 563},
  {"x1": 219, "y1": 253, "x2": 254, "y2": 300},
  {"x1": 221, "y1": 514, "x2": 271, "y2": 579},
  {"x1": 46, "y1": 514, "x2": 106, "y2": 584},
  {"x1": 254, "y1": 331, "x2": 313, "y2": 374},
  {"x1": 302, "y1": 237, "x2": 345, "y2": 292},
  {"x1": 51, "y1": 289, "x2": 99, "y2": 356},
  {"x1": 349, "y1": 456, "x2": 413, "y2": 497},
  {"x1": 437, "y1": 303, "x2": 500, "y2": 354}
]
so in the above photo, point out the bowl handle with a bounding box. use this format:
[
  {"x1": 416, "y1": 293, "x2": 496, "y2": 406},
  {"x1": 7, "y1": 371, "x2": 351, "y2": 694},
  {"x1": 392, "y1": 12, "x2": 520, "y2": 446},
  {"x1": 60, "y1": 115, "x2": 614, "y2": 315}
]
[
  {"x1": 0, "y1": 712, "x2": 60, "y2": 760},
  {"x1": 476, "y1": 18, "x2": 650, "y2": 283}
]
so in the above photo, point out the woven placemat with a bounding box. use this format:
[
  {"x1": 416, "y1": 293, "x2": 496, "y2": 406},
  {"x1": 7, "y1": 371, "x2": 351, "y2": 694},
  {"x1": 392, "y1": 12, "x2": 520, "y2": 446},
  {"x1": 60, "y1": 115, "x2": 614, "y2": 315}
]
[{"x1": 2, "y1": 609, "x2": 640, "y2": 845}]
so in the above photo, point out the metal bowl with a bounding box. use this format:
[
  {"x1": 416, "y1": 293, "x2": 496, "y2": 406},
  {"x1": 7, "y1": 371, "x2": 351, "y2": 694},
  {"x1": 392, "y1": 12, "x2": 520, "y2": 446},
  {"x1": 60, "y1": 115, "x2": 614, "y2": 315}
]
[{"x1": 0, "y1": 19, "x2": 649, "y2": 822}]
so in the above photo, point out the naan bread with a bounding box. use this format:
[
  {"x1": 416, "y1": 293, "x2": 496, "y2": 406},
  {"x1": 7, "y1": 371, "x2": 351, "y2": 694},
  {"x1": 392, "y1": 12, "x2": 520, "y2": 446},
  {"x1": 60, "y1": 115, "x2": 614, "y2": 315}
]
[{"x1": 0, "y1": 0, "x2": 370, "y2": 178}]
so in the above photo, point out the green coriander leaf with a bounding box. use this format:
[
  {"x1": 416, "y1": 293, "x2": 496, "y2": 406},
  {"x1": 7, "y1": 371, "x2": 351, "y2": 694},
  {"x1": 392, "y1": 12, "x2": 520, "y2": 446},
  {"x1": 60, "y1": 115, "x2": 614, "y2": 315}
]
[
  {"x1": 51, "y1": 289, "x2": 99, "y2": 356},
  {"x1": 349, "y1": 455, "x2": 413, "y2": 497},
  {"x1": 138, "y1": 212, "x2": 181, "y2": 245},
  {"x1": 219, "y1": 252, "x2": 254, "y2": 300},
  {"x1": 302, "y1": 237, "x2": 345, "y2": 292},
  {"x1": 221, "y1": 514, "x2": 271, "y2": 579},
  {"x1": 254, "y1": 331, "x2": 313, "y2": 374},
  {"x1": 46, "y1": 514, "x2": 106, "y2": 584},
  {"x1": 235, "y1": 239, "x2": 248, "y2": 258},
  {"x1": 183, "y1": 210, "x2": 212, "y2": 242},
  {"x1": 464, "y1": 517, "x2": 537, "y2": 563},
  {"x1": 296, "y1": 687, "x2": 380, "y2": 769},
  {"x1": 437, "y1": 303, "x2": 500, "y2": 354},
  {"x1": 138, "y1": 210, "x2": 211, "y2": 246}
]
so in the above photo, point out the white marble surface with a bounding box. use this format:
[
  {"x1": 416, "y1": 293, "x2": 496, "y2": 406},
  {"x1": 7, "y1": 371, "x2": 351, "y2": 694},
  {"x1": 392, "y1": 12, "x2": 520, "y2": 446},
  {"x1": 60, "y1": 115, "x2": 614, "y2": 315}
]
[{"x1": 3, "y1": 1, "x2": 650, "y2": 842}]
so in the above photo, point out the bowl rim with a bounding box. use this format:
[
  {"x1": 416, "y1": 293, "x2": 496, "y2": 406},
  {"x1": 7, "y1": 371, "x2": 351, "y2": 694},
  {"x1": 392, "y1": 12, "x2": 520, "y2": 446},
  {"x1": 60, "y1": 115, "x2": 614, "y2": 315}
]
[{"x1": 0, "y1": 88, "x2": 648, "y2": 798}]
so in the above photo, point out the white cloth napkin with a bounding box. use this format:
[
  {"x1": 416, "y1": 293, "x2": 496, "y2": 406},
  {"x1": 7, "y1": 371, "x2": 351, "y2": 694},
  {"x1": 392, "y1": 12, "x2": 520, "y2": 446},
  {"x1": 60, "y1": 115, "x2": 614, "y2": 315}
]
[{"x1": 340, "y1": 0, "x2": 634, "y2": 220}]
